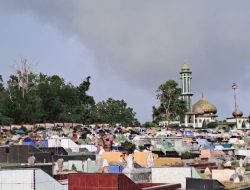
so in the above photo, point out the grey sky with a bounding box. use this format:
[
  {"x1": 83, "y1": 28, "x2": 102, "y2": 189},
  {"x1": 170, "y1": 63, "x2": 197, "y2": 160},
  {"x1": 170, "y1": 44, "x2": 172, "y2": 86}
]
[{"x1": 0, "y1": 0, "x2": 250, "y2": 122}]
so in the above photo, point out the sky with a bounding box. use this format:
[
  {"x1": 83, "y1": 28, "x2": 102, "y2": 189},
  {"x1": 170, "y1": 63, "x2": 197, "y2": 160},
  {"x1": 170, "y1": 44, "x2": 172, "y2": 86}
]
[{"x1": 1, "y1": 0, "x2": 250, "y2": 122}]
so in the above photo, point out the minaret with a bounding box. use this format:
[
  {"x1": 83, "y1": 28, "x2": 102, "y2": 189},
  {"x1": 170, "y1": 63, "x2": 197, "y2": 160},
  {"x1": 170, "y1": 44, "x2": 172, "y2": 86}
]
[{"x1": 180, "y1": 64, "x2": 193, "y2": 112}]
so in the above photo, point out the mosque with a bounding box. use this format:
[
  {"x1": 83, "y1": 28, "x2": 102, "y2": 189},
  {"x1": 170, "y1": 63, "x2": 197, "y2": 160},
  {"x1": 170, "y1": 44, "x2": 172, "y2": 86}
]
[
  {"x1": 180, "y1": 64, "x2": 218, "y2": 128},
  {"x1": 180, "y1": 64, "x2": 250, "y2": 129},
  {"x1": 226, "y1": 108, "x2": 250, "y2": 129}
]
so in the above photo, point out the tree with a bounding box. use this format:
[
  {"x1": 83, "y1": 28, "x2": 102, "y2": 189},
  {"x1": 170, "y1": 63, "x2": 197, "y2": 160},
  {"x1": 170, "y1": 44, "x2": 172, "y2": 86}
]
[
  {"x1": 0, "y1": 65, "x2": 96, "y2": 124},
  {"x1": 77, "y1": 76, "x2": 95, "y2": 124},
  {"x1": 94, "y1": 98, "x2": 139, "y2": 126},
  {"x1": 153, "y1": 80, "x2": 186, "y2": 124},
  {"x1": 142, "y1": 121, "x2": 158, "y2": 128},
  {"x1": 206, "y1": 122, "x2": 218, "y2": 129},
  {"x1": 0, "y1": 75, "x2": 4, "y2": 91}
]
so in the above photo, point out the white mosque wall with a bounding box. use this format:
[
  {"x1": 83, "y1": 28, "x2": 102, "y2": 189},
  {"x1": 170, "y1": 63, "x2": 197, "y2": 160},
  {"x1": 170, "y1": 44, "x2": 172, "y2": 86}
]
[
  {"x1": 185, "y1": 114, "x2": 217, "y2": 128},
  {"x1": 226, "y1": 117, "x2": 249, "y2": 129},
  {"x1": 195, "y1": 116, "x2": 216, "y2": 128}
]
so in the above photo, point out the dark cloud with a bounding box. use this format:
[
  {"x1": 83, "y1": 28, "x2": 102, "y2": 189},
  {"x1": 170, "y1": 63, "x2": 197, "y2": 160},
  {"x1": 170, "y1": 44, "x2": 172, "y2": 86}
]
[{"x1": 1, "y1": 0, "x2": 250, "y2": 120}]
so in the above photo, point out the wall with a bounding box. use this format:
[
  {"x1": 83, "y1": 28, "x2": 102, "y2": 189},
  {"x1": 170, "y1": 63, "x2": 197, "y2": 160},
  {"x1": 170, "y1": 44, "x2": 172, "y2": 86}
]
[
  {"x1": 48, "y1": 138, "x2": 79, "y2": 152},
  {"x1": 68, "y1": 173, "x2": 119, "y2": 190},
  {"x1": 151, "y1": 167, "x2": 200, "y2": 188},
  {"x1": 0, "y1": 169, "x2": 67, "y2": 190},
  {"x1": 102, "y1": 152, "x2": 182, "y2": 167},
  {"x1": 68, "y1": 173, "x2": 181, "y2": 190},
  {"x1": 0, "y1": 169, "x2": 33, "y2": 190},
  {"x1": 35, "y1": 169, "x2": 67, "y2": 190}
]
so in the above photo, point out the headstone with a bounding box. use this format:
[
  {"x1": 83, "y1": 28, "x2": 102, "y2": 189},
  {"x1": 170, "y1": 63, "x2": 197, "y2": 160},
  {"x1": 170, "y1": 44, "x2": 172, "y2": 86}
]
[
  {"x1": 212, "y1": 169, "x2": 235, "y2": 182},
  {"x1": 71, "y1": 164, "x2": 77, "y2": 172},
  {"x1": 147, "y1": 152, "x2": 154, "y2": 168},
  {"x1": 239, "y1": 158, "x2": 244, "y2": 168},
  {"x1": 224, "y1": 160, "x2": 232, "y2": 167},
  {"x1": 127, "y1": 154, "x2": 134, "y2": 170},
  {"x1": 123, "y1": 154, "x2": 135, "y2": 176},
  {"x1": 28, "y1": 156, "x2": 36, "y2": 166},
  {"x1": 57, "y1": 158, "x2": 64, "y2": 172},
  {"x1": 234, "y1": 176, "x2": 240, "y2": 183},
  {"x1": 204, "y1": 167, "x2": 211, "y2": 176},
  {"x1": 236, "y1": 167, "x2": 245, "y2": 176},
  {"x1": 228, "y1": 151, "x2": 233, "y2": 156}
]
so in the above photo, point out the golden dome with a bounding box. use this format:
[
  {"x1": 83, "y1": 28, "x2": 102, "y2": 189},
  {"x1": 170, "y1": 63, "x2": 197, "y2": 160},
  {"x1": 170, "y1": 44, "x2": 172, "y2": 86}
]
[
  {"x1": 232, "y1": 107, "x2": 243, "y2": 118},
  {"x1": 192, "y1": 97, "x2": 217, "y2": 114}
]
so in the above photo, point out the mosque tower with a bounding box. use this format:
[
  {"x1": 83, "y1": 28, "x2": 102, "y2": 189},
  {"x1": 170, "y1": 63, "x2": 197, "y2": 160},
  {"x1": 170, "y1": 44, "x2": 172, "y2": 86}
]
[{"x1": 180, "y1": 64, "x2": 193, "y2": 112}]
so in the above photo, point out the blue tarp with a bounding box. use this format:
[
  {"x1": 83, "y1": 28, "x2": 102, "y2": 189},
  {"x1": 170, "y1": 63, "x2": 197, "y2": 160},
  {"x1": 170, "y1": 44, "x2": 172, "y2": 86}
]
[
  {"x1": 23, "y1": 137, "x2": 37, "y2": 148},
  {"x1": 183, "y1": 130, "x2": 193, "y2": 136},
  {"x1": 220, "y1": 143, "x2": 232, "y2": 149},
  {"x1": 205, "y1": 145, "x2": 215, "y2": 150},
  {"x1": 23, "y1": 137, "x2": 33, "y2": 142},
  {"x1": 39, "y1": 140, "x2": 48, "y2": 148},
  {"x1": 15, "y1": 130, "x2": 25, "y2": 134},
  {"x1": 196, "y1": 138, "x2": 210, "y2": 147}
]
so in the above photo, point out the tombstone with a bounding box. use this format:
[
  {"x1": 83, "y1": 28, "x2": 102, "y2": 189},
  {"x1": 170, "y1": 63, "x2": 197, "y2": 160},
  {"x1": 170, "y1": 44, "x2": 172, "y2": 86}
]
[
  {"x1": 244, "y1": 156, "x2": 249, "y2": 165},
  {"x1": 239, "y1": 158, "x2": 244, "y2": 168},
  {"x1": 228, "y1": 151, "x2": 233, "y2": 156},
  {"x1": 147, "y1": 152, "x2": 154, "y2": 168},
  {"x1": 71, "y1": 164, "x2": 77, "y2": 172},
  {"x1": 224, "y1": 160, "x2": 232, "y2": 167},
  {"x1": 122, "y1": 154, "x2": 135, "y2": 175},
  {"x1": 230, "y1": 173, "x2": 243, "y2": 183},
  {"x1": 57, "y1": 158, "x2": 64, "y2": 172},
  {"x1": 236, "y1": 167, "x2": 245, "y2": 176},
  {"x1": 102, "y1": 159, "x2": 109, "y2": 173},
  {"x1": 127, "y1": 154, "x2": 134, "y2": 170},
  {"x1": 204, "y1": 167, "x2": 211, "y2": 177},
  {"x1": 28, "y1": 156, "x2": 36, "y2": 166},
  {"x1": 234, "y1": 176, "x2": 240, "y2": 183}
]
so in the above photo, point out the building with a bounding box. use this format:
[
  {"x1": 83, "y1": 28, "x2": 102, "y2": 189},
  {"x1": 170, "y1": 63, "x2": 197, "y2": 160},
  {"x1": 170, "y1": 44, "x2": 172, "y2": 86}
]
[
  {"x1": 184, "y1": 96, "x2": 218, "y2": 128},
  {"x1": 180, "y1": 64, "x2": 193, "y2": 112},
  {"x1": 180, "y1": 64, "x2": 218, "y2": 128},
  {"x1": 226, "y1": 107, "x2": 250, "y2": 129}
]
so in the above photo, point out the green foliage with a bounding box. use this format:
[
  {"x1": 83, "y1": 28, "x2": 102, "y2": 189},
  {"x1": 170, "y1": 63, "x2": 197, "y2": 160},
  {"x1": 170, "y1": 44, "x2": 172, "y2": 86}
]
[
  {"x1": 0, "y1": 71, "x2": 99, "y2": 124},
  {"x1": 181, "y1": 151, "x2": 195, "y2": 159},
  {"x1": 20, "y1": 126, "x2": 27, "y2": 132},
  {"x1": 142, "y1": 121, "x2": 158, "y2": 128},
  {"x1": 0, "y1": 66, "x2": 139, "y2": 126},
  {"x1": 138, "y1": 145, "x2": 145, "y2": 151},
  {"x1": 0, "y1": 75, "x2": 4, "y2": 91},
  {"x1": 94, "y1": 98, "x2": 139, "y2": 126},
  {"x1": 37, "y1": 126, "x2": 46, "y2": 131},
  {"x1": 206, "y1": 122, "x2": 218, "y2": 129},
  {"x1": 73, "y1": 125, "x2": 82, "y2": 131},
  {"x1": 153, "y1": 80, "x2": 187, "y2": 124},
  {"x1": 121, "y1": 140, "x2": 136, "y2": 152}
]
